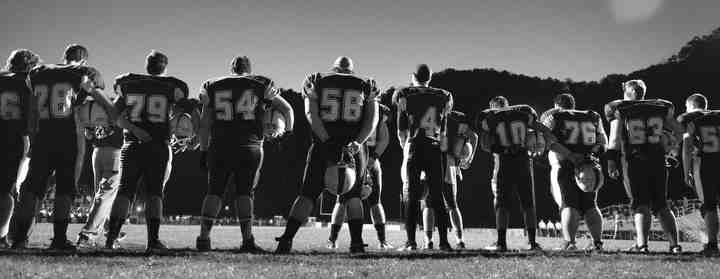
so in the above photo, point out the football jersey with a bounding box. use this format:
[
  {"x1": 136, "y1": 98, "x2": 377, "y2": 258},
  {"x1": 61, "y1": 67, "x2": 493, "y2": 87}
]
[
  {"x1": 541, "y1": 108, "x2": 602, "y2": 154},
  {"x1": 476, "y1": 105, "x2": 537, "y2": 155},
  {"x1": 610, "y1": 99, "x2": 674, "y2": 156},
  {"x1": 0, "y1": 72, "x2": 30, "y2": 145},
  {"x1": 392, "y1": 86, "x2": 453, "y2": 142},
  {"x1": 303, "y1": 72, "x2": 378, "y2": 143},
  {"x1": 202, "y1": 74, "x2": 279, "y2": 146},
  {"x1": 677, "y1": 110, "x2": 706, "y2": 131},
  {"x1": 365, "y1": 103, "x2": 390, "y2": 147},
  {"x1": 27, "y1": 64, "x2": 90, "y2": 139},
  {"x1": 114, "y1": 73, "x2": 187, "y2": 143},
  {"x1": 687, "y1": 110, "x2": 720, "y2": 157},
  {"x1": 446, "y1": 110, "x2": 472, "y2": 153}
]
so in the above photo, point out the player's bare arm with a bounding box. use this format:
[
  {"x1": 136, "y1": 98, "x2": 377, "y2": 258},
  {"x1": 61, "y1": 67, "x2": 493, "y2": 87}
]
[
  {"x1": 81, "y1": 76, "x2": 118, "y2": 123},
  {"x1": 271, "y1": 94, "x2": 294, "y2": 133},
  {"x1": 606, "y1": 118, "x2": 622, "y2": 179},
  {"x1": 354, "y1": 97, "x2": 379, "y2": 145},
  {"x1": 374, "y1": 117, "x2": 390, "y2": 157},
  {"x1": 462, "y1": 129, "x2": 479, "y2": 169},
  {"x1": 73, "y1": 108, "x2": 87, "y2": 187},
  {"x1": 682, "y1": 122, "x2": 695, "y2": 187},
  {"x1": 594, "y1": 119, "x2": 609, "y2": 153},
  {"x1": 531, "y1": 121, "x2": 578, "y2": 163},
  {"x1": 396, "y1": 96, "x2": 410, "y2": 147},
  {"x1": 306, "y1": 96, "x2": 331, "y2": 142},
  {"x1": 197, "y1": 93, "x2": 212, "y2": 151},
  {"x1": 113, "y1": 97, "x2": 152, "y2": 142}
]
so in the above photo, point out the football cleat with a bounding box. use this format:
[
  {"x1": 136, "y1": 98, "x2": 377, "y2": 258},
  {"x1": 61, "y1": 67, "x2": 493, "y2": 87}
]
[
  {"x1": 275, "y1": 237, "x2": 293, "y2": 254},
  {"x1": 397, "y1": 242, "x2": 418, "y2": 252},
  {"x1": 485, "y1": 242, "x2": 508, "y2": 252},
  {"x1": 456, "y1": 241, "x2": 466, "y2": 250},
  {"x1": 11, "y1": 239, "x2": 28, "y2": 250},
  {"x1": 527, "y1": 242, "x2": 543, "y2": 251},
  {"x1": 0, "y1": 236, "x2": 10, "y2": 249},
  {"x1": 238, "y1": 238, "x2": 265, "y2": 253},
  {"x1": 669, "y1": 245, "x2": 682, "y2": 254},
  {"x1": 627, "y1": 244, "x2": 649, "y2": 253},
  {"x1": 76, "y1": 233, "x2": 96, "y2": 248},
  {"x1": 326, "y1": 240, "x2": 338, "y2": 249},
  {"x1": 196, "y1": 236, "x2": 211, "y2": 252},
  {"x1": 574, "y1": 157, "x2": 604, "y2": 193},
  {"x1": 378, "y1": 241, "x2": 394, "y2": 250},
  {"x1": 422, "y1": 240, "x2": 434, "y2": 250},
  {"x1": 146, "y1": 239, "x2": 169, "y2": 254},
  {"x1": 439, "y1": 242, "x2": 453, "y2": 252},
  {"x1": 48, "y1": 238, "x2": 77, "y2": 252},
  {"x1": 556, "y1": 241, "x2": 577, "y2": 251},
  {"x1": 585, "y1": 241, "x2": 604, "y2": 252}
]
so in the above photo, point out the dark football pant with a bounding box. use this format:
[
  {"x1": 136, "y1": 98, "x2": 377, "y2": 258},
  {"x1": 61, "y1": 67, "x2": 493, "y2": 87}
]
[
  {"x1": 117, "y1": 141, "x2": 170, "y2": 201},
  {"x1": 402, "y1": 137, "x2": 448, "y2": 243},
  {"x1": 21, "y1": 136, "x2": 79, "y2": 197},
  {"x1": 693, "y1": 155, "x2": 720, "y2": 212},
  {"x1": 491, "y1": 153, "x2": 534, "y2": 211},
  {"x1": 550, "y1": 161, "x2": 597, "y2": 215},
  {"x1": 207, "y1": 144, "x2": 263, "y2": 197},
  {"x1": 621, "y1": 154, "x2": 668, "y2": 213},
  {"x1": 300, "y1": 141, "x2": 366, "y2": 202},
  {"x1": 0, "y1": 142, "x2": 24, "y2": 195}
]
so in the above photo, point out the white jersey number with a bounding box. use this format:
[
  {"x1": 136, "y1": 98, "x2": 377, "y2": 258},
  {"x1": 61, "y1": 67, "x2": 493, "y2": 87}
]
[
  {"x1": 626, "y1": 117, "x2": 663, "y2": 144},
  {"x1": 0, "y1": 91, "x2": 21, "y2": 120},
  {"x1": 214, "y1": 90, "x2": 258, "y2": 121},
  {"x1": 320, "y1": 88, "x2": 363, "y2": 122},
  {"x1": 126, "y1": 94, "x2": 169, "y2": 123},
  {"x1": 563, "y1": 120, "x2": 597, "y2": 145},
  {"x1": 496, "y1": 121, "x2": 526, "y2": 147},
  {"x1": 699, "y1": 126, "x2": 720, "y2": 153},
  {"x1": 35, "y1": 83, "x2": 75, "y2": 119}
]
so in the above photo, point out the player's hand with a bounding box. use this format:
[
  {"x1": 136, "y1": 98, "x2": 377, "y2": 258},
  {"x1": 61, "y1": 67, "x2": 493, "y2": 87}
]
[
  {"x1": 459, "y1": 159, "x2": 472, "y2": 170},
  {"x1": 132, "y1": 127, "x2": 152, "y2": 142},
  {"x1": 346, "y1": 141, "x2": 362, "y2": 155},
  {"x1": 80, "y1": 76, "x2": 95, "y2": 92},
  {"x1": 607, "y1": 160, "x2": 620, "y2": 179}
]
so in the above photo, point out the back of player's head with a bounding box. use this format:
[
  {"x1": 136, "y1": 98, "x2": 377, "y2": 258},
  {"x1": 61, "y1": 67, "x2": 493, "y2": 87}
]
[
  {"x1": 623, "y1": 79, "x2": 646, "y2": 100},
  {"x1": 489, "y1": 96, "x2": 509, "y2": 109},
  {"x1": 412, "y1": 64, "x2": 432, "y2": 84},
  {"x1": 63, "y1": 44, "x2": 88, "y2": 64},
  {"x1": 686, "y1": 93, "x2": 708, "y2": 111},
  {"x1": 553, "y1": 93, "x2": 576, "y2": 110},
  {"x1": 231, "y1": 56, "x2": 251, "y2": 75},
  {"x1": 332, "y1": 56, "x2": 354, "y2": 74},
  {"x1": 146, "y1": 50, "x2": 168, "y2": 75},
  {"x1": 5, "y1": 49, "x2": 40, "y2": 73}
]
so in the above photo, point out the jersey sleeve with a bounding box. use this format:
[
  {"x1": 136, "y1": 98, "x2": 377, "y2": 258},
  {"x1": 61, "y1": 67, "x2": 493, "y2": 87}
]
[{"x1": 301, "y1": 73, "x2": 321, "y2": 100}]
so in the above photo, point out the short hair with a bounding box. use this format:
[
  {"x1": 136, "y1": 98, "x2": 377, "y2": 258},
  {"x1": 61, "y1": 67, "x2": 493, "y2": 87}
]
[
  {"x1": 686, "y1": 93, "x2": 708, "y2": 110},
  {"x1": 623, "y1": 79, "x2": 646, "y2": 100},
  {"x1": 231, "y1": 56, "x2": 251, "y2": 74},
  {"x1": 553, "y1": 93, "x2": 576, "y2": 110},
  {"x1": 146, "y1": 50, "x2": 168, "y2": 75},
  {"x1": 413, "y1": 64, "x2": 431, "y2": 83},
  {"x1": 63, "y1": 44, "x2": 88, "y2": 63},
  {"x1": 332, "y1": 56, "x2": 353, "y2": 73},
  {"x1": 489, "y1": 96, "x2": 509, "y2": 108},
  {"x1": 5, "y1": 49, "x2": 40, "y2": 73}
]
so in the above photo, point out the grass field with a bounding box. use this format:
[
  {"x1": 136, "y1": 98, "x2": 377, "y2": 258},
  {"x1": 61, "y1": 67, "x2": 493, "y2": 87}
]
[{"x1": 1, "y1": 223, "x2": 719, "y2": 279}]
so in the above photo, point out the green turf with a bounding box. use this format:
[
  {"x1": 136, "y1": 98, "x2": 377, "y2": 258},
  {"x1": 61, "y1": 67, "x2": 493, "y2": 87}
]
[{"x1": 1, "y1": 224, "x2": 718, "y2": 279}]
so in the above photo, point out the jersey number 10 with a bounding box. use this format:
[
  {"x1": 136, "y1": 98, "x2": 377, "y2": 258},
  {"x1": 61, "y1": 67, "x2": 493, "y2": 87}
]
[{"x1": 496, "y1": 121, "x2": 526, "y2": 147}]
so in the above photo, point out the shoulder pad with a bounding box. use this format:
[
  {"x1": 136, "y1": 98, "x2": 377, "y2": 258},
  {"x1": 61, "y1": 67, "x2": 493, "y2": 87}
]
[{"x1": 114, "y1": 73, "x2": 137, "y2": 84}]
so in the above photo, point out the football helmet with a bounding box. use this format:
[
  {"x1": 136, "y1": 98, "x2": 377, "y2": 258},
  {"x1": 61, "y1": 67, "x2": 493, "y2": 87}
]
[
  {"x1": 170, "y1": 113, "x2": 197, "y2": 154},
  {"x1": 324, "y1": 148, "x2": 357, "y2": 196},
  {"x1": 526, "y1": 129, "x2": 547, "y2": 156},
  {"x1": 80, "y1": 99, "x2": 115, "y2": 140},
  {"x1": 574, "y1": 157, "x2": 604, "y2": 193},
  {"x1": 263, "y1": 109, "x2": 286, "y2": 139},
  {"x1": 452, "y1": 139, "x2": 473, "y2": 161}
]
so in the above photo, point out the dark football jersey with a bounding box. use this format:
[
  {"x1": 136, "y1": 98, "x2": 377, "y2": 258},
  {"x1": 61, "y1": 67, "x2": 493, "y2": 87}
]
[
  {"x1": 28, "y1": 64, "x2": 90, "y2": 139},
  {"x1": 393, "y1": 86, "x2": 453, "y2": 142},
  {"x1": 688, "y1": 110, "x2": 720, "y2": 157},
  {"x1": 303, "y1": 72, "x2": 378, "y2": 143},
  {"x1": 476, "y1": 105, "x2": 537, "y2": 155},
  {"x1": 202, "y1": 74, "x2": 279, "y2": 146},
  {"x1": 612, "y1": 99, "x2": 674, "y2": 156},
  {"x1": 542, "y1": 108, "x2": 602, "y2": 154},
  {"x1": 365, "y1": 103, "x2": 390, "y2": 147},
  {"x1": 0, "y1": 72, "x2": 30, "y2": 145},
  {"x1": 446, "y1": 110, "x2": 472, "y2": 152},
  {"x1": 677, "y1": 110, "x2": 706, "y2": 131},
  {"x1": 114, "y1": 73, "x2": 186, "y2": 142}
]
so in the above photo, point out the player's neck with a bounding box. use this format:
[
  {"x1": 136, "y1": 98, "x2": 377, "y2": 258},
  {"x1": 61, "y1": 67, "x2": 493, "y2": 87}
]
[{"x1": 413, "y1": 82, "x2": 429, "y2": 87}]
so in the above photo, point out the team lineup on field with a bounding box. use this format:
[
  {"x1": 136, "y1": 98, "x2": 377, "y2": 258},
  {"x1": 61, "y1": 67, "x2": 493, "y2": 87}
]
[{"x1": 2, "y1": 45, "x2": 720, "y2": 258}]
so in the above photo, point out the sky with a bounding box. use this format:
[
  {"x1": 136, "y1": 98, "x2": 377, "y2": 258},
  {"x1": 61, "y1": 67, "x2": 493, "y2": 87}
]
[{"x1": 1, "y1": 0, "x2": 719, "y2": 97}]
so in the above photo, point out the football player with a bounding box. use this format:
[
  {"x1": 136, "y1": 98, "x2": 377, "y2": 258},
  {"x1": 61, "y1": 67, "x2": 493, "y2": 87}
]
[
  {"x1": 421, "y1": 110, "x2": 478, "y2": 249},
  {"x1": 477, "y1": 96, "x2": 577, "y2": 252},
  {"x1": 393, "y1": 64, "x2": 454, "y2": 251},
  {"x1": 424, "y1": 110, "x2": 478, "y2": 249},
  {"x1": 605, "y1": 79, "x2": 683, "y2": 253},
  {"x1": 678, "y1": 93, "x2": 718, "y2": 254},
  {"x1": 327, "y1": 103, "x2": 392, "y2": 250},
  {"x1": 75, "y1": 92, "x2": 125, "y2": 248},
  {"x1": 0, "y1": 49, "x2": 39, "y2": 248},
  {"x1": 196, "y1": 56, "x2": 294, "y2": 252},
  {"x1": 275, "y1": 56, "x2": 378, "y2": 254},
  {"x1": 11, "y1": 44, "x2": 113, "y2": 250},
  {"x1": 105, "y1": 50, "x2": 189, "y2": 253},
  {"x1": 541, "y1": 93, "x2": 606, "y2": 251}
]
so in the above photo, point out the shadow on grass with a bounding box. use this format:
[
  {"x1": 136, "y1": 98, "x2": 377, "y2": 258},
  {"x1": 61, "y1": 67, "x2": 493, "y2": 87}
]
[{"x1": 0, "y1": 248, "x2": 716, "y2": 262}]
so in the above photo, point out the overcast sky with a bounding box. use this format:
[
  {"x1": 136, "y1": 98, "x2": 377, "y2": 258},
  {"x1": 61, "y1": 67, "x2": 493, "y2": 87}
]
[{"x1": 2, "y1": 0, "x2": 718, "y2": 96}]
